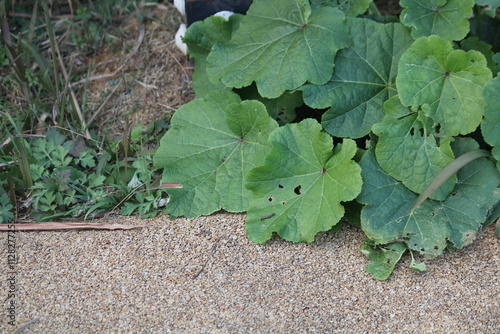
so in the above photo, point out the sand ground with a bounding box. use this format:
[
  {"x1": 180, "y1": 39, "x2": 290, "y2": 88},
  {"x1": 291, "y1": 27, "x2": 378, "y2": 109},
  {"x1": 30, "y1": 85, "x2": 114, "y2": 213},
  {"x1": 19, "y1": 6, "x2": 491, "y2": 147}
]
[{"x1": 1, "y1": 213, "x2": 498, "y2": 333}]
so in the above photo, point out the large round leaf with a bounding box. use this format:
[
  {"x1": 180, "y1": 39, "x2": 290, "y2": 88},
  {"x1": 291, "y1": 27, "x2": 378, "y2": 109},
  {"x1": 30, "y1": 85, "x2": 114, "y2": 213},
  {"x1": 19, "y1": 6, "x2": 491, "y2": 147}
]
[
  {"x1": 302, "y1": 18, "x2": 414, "y2": 138},
  {"x1": 358, "y1": 139, "x2": 500, "y2": 257},
  {"x1": 372, "y1": 96, "x2": 455, "y2": 200},
  {"x1": 153, "y1": 91, "x2": 278, "y2": 218},
  {"x1": 245, "y1": 119, "x2": 362, "y2": 243},
  {"x1": 400, "y1": 0, "x2": 474, "y2": 41},
  {"x1": 397, "y1": 36, "x2": 492, "y2": 137},
  {"x1": 207, "y1": 0, "x2": 351, "y2": 98}
]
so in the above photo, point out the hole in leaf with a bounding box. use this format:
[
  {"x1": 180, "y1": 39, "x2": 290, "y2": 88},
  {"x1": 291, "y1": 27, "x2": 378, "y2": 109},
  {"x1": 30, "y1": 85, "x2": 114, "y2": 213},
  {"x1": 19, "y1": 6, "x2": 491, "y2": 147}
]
[
  {"x1": 278, "y1": 184, "x2": 284, "y2": 189},
  {"x1": 268, "y1": 196, "x2": 274, "y2": 202},
  {"x1": 239, "y1": 136, "x2": 244, "y2": 142},
  {"x1": 450, "y1": 191, "x2": 457, "y2": 197},
  {"x1": 386, "y1": 259, "x2": 391, "y2": 265},
  {"x1": 221, "y1": 157, "x2": 226, "y2": 162},
  {"x1": 294, "y1": 185, "x2": 302, "y2": 195},
  {"x1": 281, "y1": 201, "x2": 286, "y2": 205},
  {"x1": 434, "y1": 245, "x2": 439, "y2": 250}
]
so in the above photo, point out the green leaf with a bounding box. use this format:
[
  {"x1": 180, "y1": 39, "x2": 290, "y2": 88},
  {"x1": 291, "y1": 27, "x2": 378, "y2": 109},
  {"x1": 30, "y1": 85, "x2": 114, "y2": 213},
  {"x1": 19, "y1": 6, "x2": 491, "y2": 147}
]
[
  {"x1": 153, "y1": 90, "x2": 278, "y2": 218},
  {"x1": 206, "y1": 0, "x2": 351, "y2": 98},
  {"x1": 476, "y1": 0, "x2": 500, "y2": 15},
  {"x1": 310, "y1": 0, "x2": 371, "y2": 16},
  {"x1": 77, "y1": 150, "x2": 96, "y2": 168},
  {"x1": 484, "y1": 201, "x2": 500, "y2": 227},
  {"x1": 397, "y1": 36, "x2": 492, "y2": 137},
  {"x1": 405, "y1": 149, "x2": 492, "y2": 215},
  {"x1": 461, "y1": 37, "x2": 500, "y2": 74},
  {"x1": 481, "y1": 76, "x2": 500, "y2": 171},
  {"x1": 131, "y1": 125, "x2": 143, "y2": 142},
  {"x1": 360, "y1": 240, "x2": 407, "y2": 280},
  {"x1": 373, "y1": 96, "x2": 455, "y2": 200},
  {"x1": 245, "y1": 119, "x2": 362, "y2": 243},
  {"x1": 0, "y1": 193, "x2": 14, "y2": 224},
  {"x1": 409, "y1": 251, "x2": 427, "y2": 272},
  {"x1": 358, "y1": 139, "x2": 500, "y2": 257},
  {"x1": 400, "y1": 0, "x2": 474, "y2": 41},
  {"x1": 183, "y1": 15, "x2": 243, "y2": 97},
  {"x1": 236, "y1": 84, "x2": 303, "y2": 125},
  {"x1": 302, "y1": 18, "x2": 414, "y2": 138}
]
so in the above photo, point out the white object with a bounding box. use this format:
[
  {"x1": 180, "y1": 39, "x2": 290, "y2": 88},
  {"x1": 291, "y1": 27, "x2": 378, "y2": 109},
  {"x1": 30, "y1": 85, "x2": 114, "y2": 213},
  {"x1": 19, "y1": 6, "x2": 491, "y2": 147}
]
[
  {"x1": 213, "y1": 10, "x2": 235, "y2": 21},
  {"x1": 175, "y1": 23, "x2": 188, "y2": 55},
  {"x1": 174, "y1": 0, "x2": 186, "y2": 16}
]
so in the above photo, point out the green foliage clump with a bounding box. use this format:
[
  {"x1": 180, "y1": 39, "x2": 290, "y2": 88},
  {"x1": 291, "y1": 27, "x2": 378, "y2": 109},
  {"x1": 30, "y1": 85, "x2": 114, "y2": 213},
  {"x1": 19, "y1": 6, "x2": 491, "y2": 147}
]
[
  {"x1": 1, "y1": 127, "x2": 167, "y2": 222},
  {"x1": 0, "y1": 0, "x2": 170, "y2": 223},
  {"x1": 154, "y1": 0, "x2": 500, "y2": 279}
]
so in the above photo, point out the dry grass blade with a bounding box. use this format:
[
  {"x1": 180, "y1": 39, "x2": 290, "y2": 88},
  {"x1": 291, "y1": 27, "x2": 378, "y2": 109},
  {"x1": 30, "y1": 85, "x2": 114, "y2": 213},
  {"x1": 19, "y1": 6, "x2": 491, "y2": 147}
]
[
  {"x1": 0, "y1": 222, "x2": 153, "y2": 231},
  {"x1": 69, "y1": 23, "x2": 146, "y2": 88},
  {"x1": 404, "y1": 149, "x2": 492, "y2": 216}
]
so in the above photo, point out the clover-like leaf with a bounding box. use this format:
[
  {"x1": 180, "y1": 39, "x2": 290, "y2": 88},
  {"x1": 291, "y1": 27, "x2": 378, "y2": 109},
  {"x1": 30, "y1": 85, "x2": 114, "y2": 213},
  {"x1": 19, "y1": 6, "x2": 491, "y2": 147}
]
[
  {"x1": 183, "y1": 15, "x2": 242, "y2": 97},
  {"x1": 481, "y1": 76, "x2": 500, "y2": 171},
  {"x1": 397, "y1": 36, "x2": 492, "y2": 137},
  {"x1": 153, "y1": 90, "x2": 278, "y2": 218},
  {"x1": 373, "y1": 96, "x2": 455, "y2": 200},
  {"x1": 310, "y1": 0, "x2": 371, "y2": 16},
  {"x1": 302, "y1": 18, "x2": 413, "y2": 138},
  {"x1": 245, "y1": 119, "x2": 362, "y2": 243},
  {"x1": 400, "y1": 0, "x2": 474, "y2": 41},
  {"x1": 206, "y1": 0, "x2": 351, "y2": 98},
  {"x1": 0, "y1": 193, "x2": 14, "y2": 224},
  {"x1": 358, "y1": 139, "x2": 500, "y2": 257}
]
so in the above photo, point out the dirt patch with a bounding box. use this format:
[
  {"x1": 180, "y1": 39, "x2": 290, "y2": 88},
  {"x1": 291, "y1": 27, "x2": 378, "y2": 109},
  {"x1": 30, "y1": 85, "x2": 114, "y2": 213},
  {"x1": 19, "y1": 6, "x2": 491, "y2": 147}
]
[{"x1": 80, "y1": 3, "x2": 194, "y2": 138}]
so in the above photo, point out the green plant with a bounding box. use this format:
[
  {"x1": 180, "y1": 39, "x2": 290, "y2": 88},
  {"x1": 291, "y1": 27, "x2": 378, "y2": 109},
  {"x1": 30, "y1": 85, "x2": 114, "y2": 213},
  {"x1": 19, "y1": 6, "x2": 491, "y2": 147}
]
[
  {"x1": 153, "y1": 0, "x2": 500, "y2": 279},
  {"x1": 1, "y1": 0, "x2": 169, "y2": 221},
  {"x1": 0, "y1": 193, "x2": 14, "y2": 223}
]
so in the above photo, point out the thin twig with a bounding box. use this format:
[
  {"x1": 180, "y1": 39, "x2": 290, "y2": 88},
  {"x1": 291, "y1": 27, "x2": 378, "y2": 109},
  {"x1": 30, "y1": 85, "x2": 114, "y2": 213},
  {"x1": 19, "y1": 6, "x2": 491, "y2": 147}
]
[
  {"x1": 87, "y1": 79, "x2": 123, "y2": 127},
  {"x1": 69, "y1": 24, "x2": 146, "y2": 88},
  {"x1": 11, "y1": 316, "x2": 43, "y2": 334},
  {"x1": 192, "y1": 237, "x2": 221, "y2": 279},
  {"x1": 54, "y1": 33, "x2": 91, "y2": 139},
  {"x1": 165, "y1": 44, "x2": 190, "y2": 79}
]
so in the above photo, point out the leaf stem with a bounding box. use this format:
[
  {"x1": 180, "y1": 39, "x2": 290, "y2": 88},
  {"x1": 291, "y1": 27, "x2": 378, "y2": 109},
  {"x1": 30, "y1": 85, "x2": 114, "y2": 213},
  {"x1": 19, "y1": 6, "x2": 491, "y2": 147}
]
[{"x1": 367, "y1": 2, "x2": 382, "y2": 17}]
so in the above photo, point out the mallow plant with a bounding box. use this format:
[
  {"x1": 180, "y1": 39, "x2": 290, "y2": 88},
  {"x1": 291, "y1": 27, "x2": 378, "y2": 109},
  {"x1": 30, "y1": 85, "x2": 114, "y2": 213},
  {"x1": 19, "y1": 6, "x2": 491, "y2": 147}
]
[{"x1": 153, "y1": 0, "x2": 500, "y2": 279}]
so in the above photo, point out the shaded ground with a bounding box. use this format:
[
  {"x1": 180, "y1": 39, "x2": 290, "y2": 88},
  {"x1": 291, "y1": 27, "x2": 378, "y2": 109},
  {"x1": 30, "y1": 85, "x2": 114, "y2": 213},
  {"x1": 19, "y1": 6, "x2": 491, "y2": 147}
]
[
  {"x1": 79, "y1": 2, "x2": 194, "y2": 138},
  {"x1": 0, "y1": 214, "x2": 498, "y2": 332}
]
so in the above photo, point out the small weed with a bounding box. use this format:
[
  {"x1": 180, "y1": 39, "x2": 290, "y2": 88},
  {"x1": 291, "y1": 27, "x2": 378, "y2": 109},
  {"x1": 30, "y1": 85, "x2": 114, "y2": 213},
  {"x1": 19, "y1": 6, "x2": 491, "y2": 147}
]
[{"x1": 1, "y1": 0, "x2": 173, "y2": 223}]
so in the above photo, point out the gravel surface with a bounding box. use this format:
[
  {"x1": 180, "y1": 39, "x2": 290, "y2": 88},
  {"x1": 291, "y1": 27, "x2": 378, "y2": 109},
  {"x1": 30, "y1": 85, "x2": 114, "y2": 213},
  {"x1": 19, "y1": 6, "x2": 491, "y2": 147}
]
[{"x1": 1, "y1": 213, "x2": 499, "y2": 333}]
